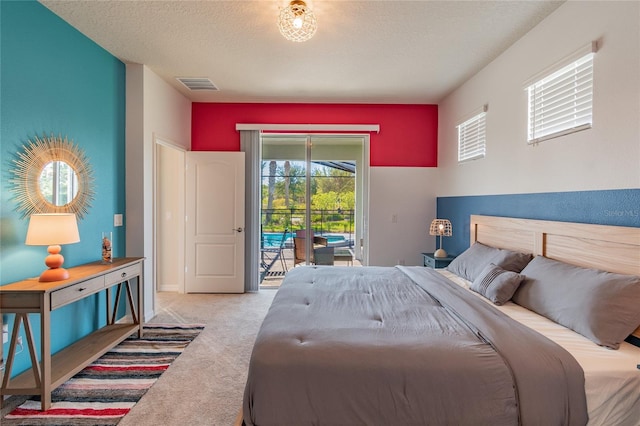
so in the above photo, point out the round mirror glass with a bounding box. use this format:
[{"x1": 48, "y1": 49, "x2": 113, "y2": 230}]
[{"x1": 38, "y1": 161, "x2": 79, "y2": 206}]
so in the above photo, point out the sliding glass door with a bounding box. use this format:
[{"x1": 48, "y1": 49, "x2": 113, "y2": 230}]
[
  {"x1": 261, "y1": 136, "x2": 307, "y2": 281},
  {"x1": 259, "y1": 134, "x2": 365, "y2": 285}
]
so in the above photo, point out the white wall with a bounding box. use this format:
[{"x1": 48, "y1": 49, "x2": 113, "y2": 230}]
[
  {"x1": 438, "y1": 1, "x2": 640, "y2": 197},
  {"x1": 126, "y1": 64, "x2": 191, "y2": 320},
  {"x1": 368, "y1": 167, "x2": 438, "y2": 266}
]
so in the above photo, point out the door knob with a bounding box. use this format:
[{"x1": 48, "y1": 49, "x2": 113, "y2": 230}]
[{"x1": 234, "y1": 227, "x2": 244, "y2": 233}]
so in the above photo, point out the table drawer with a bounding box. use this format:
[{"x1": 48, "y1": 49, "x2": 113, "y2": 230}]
[
  {"x1": 105, "y1": 263, "x2": 141, "y2": 287},
  {"x1": 423, "y1": 255, "x2": 437, "y2": 268},
  {"x1": 51, "y1": 276, "x2": 105, "y2": 310},
  {"x1": 422, "y1": 253, "x2": 456, "y2": 269}
]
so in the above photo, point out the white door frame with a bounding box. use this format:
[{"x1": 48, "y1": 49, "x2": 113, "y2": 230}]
[
  {"x1": 256, "y1": 132, "x2": 371, "y2": 267},
  {"x1": 239, "y1": 123, "x2": 377, "y2": 291},
  {"x1": 359, "y1": 135, "x2": 370, "y2": 265},
  {"x1": 153, "y1": 137, "x2": 186, "y2": 295}
]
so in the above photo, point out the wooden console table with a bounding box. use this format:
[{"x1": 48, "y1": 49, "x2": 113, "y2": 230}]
[{"x1": 0, "y1": 257, "x2": 144, "y2": 410}]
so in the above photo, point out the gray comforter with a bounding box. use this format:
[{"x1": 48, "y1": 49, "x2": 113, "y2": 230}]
[{"x1": 243, "y1": 266, "x2": 587, "y2": 426}]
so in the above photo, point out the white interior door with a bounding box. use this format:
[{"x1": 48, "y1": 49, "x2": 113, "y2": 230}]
[{"x1": 185, "y1": 151, "x2": 245, "y2": 293}]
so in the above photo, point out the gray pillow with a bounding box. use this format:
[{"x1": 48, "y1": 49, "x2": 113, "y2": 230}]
[
  {"x1": 513, "y1": 256, "x2": 640, "y2": 349},
  {"x1": 471, "y1": 263, "x2": 525, "y2": 305},
  {"x1": 446, "y1": 242, "x2": 532, "y2": 281}
]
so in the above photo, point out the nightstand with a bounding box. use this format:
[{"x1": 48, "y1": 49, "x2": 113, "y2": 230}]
[{"x1": 422, "y1": 252, "x2": 456, "y2": 269}]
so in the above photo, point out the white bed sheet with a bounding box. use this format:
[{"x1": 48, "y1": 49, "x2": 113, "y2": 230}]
[{"x1": 438, "y1": 269, "x2": 640, "y2": 426}]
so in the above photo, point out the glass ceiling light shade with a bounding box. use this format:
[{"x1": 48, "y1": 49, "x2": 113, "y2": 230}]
[{"x1": 278, "y1": 0, "x2": 317, "y2": 42}]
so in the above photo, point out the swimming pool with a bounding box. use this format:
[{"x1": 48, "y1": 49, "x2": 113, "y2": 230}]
[{"x1": 262, "y1": 232, "x2": 350, "y2": 248}]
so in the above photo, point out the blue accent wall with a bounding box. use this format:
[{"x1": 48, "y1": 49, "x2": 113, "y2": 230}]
[
  {"x1": 1, "y1": 1, "x2": 126, "y2": 376},
  {"x1": 437, "y1": 189, "x2": 640, "y2": 256}
]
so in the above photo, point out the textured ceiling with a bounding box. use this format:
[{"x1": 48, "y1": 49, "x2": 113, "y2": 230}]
[{"x1": 40, "y1": 0, "x2": 564, "y2": 104}]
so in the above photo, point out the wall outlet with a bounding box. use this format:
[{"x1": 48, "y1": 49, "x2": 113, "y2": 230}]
[
  {"x1": 2, "y1": 324, "x2": 8, "y2": 344},
  {"x1": 114, "y1": 214, "x2": 123, "y2": 227}
]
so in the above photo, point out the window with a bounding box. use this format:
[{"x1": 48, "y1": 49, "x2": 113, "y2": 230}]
[
  {"x1": 457, "y1": 106, "x2": 487, "y2": 163},
  {"x1": 526, "y1": 42, "x2": 597, "y2": 144}
]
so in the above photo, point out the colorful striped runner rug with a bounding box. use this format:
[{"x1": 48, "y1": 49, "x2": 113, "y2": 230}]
[{"x1": 2, "y1": 323, "x2": 204, "y2": 425}]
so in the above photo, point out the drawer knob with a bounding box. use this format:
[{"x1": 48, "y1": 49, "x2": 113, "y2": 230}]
[
  {"x1": 121, "y1": 272, "x2": 127, "y2": 278},
  {"x1": 78, "y1": 287, "x2": 86, "y2": 292}
]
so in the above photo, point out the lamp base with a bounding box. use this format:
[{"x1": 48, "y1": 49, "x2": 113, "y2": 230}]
[
  {"x1": 39, "y1": 267, "x2": 70, "y2": 282},
  {"x1": 434, "y1": 248, "x2": 448, "y2": 258},
  {"x1": 39, "y1": 245, "x2": 69, "y2": 282}
]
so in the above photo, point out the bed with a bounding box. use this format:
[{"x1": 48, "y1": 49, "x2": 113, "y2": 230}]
[{"x1": 243, "y1": 215, "x2": 640, "y2": 426}]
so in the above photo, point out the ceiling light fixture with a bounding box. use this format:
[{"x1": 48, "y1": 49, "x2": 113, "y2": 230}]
[{"x1": 277, "y1": 0, "x2": 317, "y2": 42}]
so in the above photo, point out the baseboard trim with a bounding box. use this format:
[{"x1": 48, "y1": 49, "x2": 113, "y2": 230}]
[{"x1": 158, "y1": 284, "x2": 179, "y2": 292}]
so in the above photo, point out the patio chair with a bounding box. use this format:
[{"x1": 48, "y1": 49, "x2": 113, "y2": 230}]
[
  {"x1": 293, "y1": 232, "x2": 331, "y2": 266},
  {"x1": 260, "y1": 229, "x2": 289, "y2": 280},
  {"x1": 295, "y1": 229, "x2": 329, "y2": 247}
]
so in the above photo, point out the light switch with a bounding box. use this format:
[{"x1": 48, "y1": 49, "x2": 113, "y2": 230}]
[{"x1": 114, "y1": 214, "x2": 123, "y2": 227}]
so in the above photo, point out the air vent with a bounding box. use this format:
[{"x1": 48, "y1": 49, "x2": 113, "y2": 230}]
[{"x1": 176, "y1": 77, "x2": 219, "y2": 91}]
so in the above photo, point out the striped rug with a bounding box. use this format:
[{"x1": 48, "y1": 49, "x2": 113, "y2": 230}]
[{"x1": 3, "y1": 323, "x2": 204, "y2": 425}]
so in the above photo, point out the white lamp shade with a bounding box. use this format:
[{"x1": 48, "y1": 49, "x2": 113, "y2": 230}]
[{"x1": 25, "y1": 213, "x2": 80, "y2": 246}]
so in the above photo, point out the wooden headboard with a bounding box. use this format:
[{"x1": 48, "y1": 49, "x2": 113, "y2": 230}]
[{"x1": 470, "y1": 215, "x2": 640, "y2": 340}]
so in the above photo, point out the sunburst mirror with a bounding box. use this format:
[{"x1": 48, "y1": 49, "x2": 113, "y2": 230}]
[{"x1": 10, "y1": 134, "x2": 95, "y2": 219}]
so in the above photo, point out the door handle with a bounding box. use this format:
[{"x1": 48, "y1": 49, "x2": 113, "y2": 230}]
[{"x1": 234, "y1": 227, "x2": 244, "y2": 233}]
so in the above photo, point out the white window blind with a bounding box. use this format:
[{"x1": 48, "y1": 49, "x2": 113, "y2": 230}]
[
  {"x1": 526, "y1": 44, "x2": 596, "y2": 144},
  {"x1": 457, "y1": 108, "x2": 487, "y2": 163}
]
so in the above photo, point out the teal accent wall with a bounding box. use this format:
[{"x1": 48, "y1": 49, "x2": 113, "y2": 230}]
[{"x1": 1, "y1": 1, "x2": 126, "y2": 376}]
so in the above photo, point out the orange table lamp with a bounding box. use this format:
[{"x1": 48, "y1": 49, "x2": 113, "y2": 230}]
[{"x1": 25, "y1": 213, "x2": 80, "y2": 282}]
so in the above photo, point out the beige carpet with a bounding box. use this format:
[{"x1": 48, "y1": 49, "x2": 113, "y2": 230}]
[
  {"x1": 118, "y1": 290, "x2": 276, "y2": 426},
  {"x1": 0, "y1": 290, "x2": 275, "y2": 425}
]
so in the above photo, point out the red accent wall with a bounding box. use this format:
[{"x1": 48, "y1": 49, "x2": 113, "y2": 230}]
[{"x1": 192, "y1": 103, "x2": 438, "y2": 167}]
